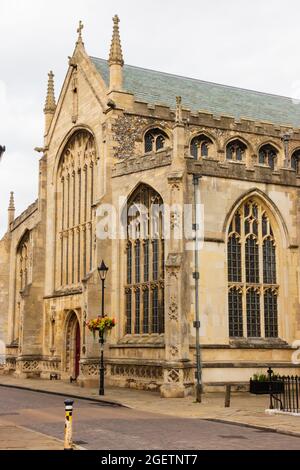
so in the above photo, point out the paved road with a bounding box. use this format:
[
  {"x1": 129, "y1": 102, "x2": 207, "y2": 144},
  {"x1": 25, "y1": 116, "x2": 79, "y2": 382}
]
[{"x1": 0, "y1": 386, "x2": 299, "y2": 450}]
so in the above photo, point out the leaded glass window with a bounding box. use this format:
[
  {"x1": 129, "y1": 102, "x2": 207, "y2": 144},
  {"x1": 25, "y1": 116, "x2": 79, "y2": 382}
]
[
  {"x1": 259, "y1": 144, "x2": 277, "y2": 170},
  {"x1": 228, "y1": 235, "x2": 241, "y2": 283},
  {"x1": 126, "y1": 290, "x2": 132, "y2": 334},
  {"x1": 190, "y1": 134, "x2": 213, "y2": 160},
  {"x1": 144, "y1": 240, "x2": 149, "y2": 282},
  {"x1": 156, "y1": 135, "x2": 165, "y2": 151},
  {"x1": 125, "y1": 184, "x2": 165, "y2": 335},
  {"x1": 56, "y1": 131, "x2": 97, "y2": 288},
  {"x1": 127, "y1": 242, "x2": 132, "y2": 284},
  {"x1": 145, "y1": 133, "x2": 154, "y2": 153},
  {"x1": 245, "y1": 237, "x2": 259, "y2": 283},
  {"x1": 264, "y1": 289, "x2": 278, "y2": 338},
  {"x1": 152, "y1": 287, "x2": 159, "y2": 334},
  {"x1": 135, "y1": 240, "x2": 140, "y2": 284},
  {"x1": 143, "y1": 288, "x2": 149, "y2": 334},
  {"x1": 152, "y1": 239, "x2": 159, "y2": 281},
  {"x1": 144, "y1": 129, "x2": 168, "y2": 153},
  {"x1": 226, "y1": 139, "x2": 247, "y2": 162},
  {"x1": 227, "y1": 200, "x2": 279, "y2": 338},
  {"x1": 201, "y1": 142, "x2": 209, "y2": 157},
  {"x1": 228, "y1": 287, "x2": 243, "y2": 337},
  {"x1": 246, "y1": 288, "x2": 261, "y2": 337},
  {"x1": 135, "y1": 289, "x2": 141, "y2": 334},
  {"x1": 263, "y1": 239, "x2": 276, "y2": 284},
  {"x1": 291, "y1": 149, "x2": 300, "y2": 174},
  {"x1": 17, "y1": 231, "x2": 31, "y2": 293}
]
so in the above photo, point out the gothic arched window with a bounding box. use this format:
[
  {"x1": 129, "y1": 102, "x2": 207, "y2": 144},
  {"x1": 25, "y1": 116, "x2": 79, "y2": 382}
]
[
  {"x1": 16, "y1": 231, "x2": 31, "y2": 293},
  {"x1": 14, "y1": 230, "x2": 32, "y2": 343},
  {"x1": 56, "y1": 131, "x2": 97, "y2": 288},
  {"x1": 291, "y1": 149, "x2": 300, "y2": 174},
  {"x1": 227, "y1": 200, "x2": 279, "y2": 338},
  {"x1": 226, "y1": 139, "x2": 247, "y2": 162},
  {"x1": 259, "y1": 144, "x2": 277, "y2": 170},
  {"x1": 144, "y1": 129, "x2": 168, "y2": 153},
  {"x1": 125, "y1": 184, "x2": 165, "y2": 335},
  {"x1": 190, "y1": 134, "x2": 213, "y2": 160}
]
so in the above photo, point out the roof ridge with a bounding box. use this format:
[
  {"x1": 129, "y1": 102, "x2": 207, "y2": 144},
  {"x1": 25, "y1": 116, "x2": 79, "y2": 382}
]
[{"x1": 90, "y1": 56, "x2": 296, "y2": 103}]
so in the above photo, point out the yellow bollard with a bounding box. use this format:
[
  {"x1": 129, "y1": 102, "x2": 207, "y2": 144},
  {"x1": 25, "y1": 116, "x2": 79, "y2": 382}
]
[{"x1": 64, "y1": 399, "x2": 74, "y2": 451}]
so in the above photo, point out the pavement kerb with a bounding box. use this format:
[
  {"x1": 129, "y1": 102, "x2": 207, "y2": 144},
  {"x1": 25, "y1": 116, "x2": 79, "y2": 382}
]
[
  {"x1": 0, "y1": 382, "x2": 128, "y2": 408},
  {"x1": 205, "y1": 418, "x2": 300, "y2": 439},
  {"x1": 1, "y1": 423, "x2": 77, "y2": 451}
]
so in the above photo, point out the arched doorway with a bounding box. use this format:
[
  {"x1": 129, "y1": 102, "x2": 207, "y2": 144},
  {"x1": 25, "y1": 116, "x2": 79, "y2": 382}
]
[{"x1": 65, "y1": 311, "x2": 81, "y2": 379}]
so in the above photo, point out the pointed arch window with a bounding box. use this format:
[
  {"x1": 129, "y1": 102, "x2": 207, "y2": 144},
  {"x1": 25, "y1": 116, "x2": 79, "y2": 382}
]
[
  {"x1": 144, "y1": 129, "x2": 168, "y2": 153},
  {"x1": 125, "y1": 184, "x2": 165, "y2": 335},
  {"x1": 259, "y1": 144, "x2": 277, "y2": 170},
  {"x1": 227, "y1": 200, "x2": 279, "y2": 338},
  {"x1": 291, "y1": 149, "x2": 300, "y2": 174},
  {"x1": 56, "y1": 131, "x2": 97, "y2": 289},
  {"x1": 16, "y1": 231, "x2": 31, "y2": 293},
  {"x1": 190, "y1": 134, "x2": 213, "y2": 160},
  {"x1": 226, "y1": 139, "x2": 247, "y2": 162}
]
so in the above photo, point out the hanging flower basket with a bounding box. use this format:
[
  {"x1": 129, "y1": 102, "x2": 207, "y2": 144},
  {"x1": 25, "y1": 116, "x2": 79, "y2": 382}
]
[{"x1": 86, "y1": 316, "x2": 116, "y2": 339}]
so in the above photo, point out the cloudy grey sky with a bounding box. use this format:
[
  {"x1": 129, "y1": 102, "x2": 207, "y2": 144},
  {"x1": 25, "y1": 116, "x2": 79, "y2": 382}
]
[{"x1": 1, "y1": 0, "x2": 300, "y2": 237}]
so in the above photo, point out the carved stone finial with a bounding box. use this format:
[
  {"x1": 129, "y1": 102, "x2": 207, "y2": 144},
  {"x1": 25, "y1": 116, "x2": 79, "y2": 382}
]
[
  {"x1": 77, "y1": 20, "x2": 84, "y2": 45},
  {"x1": 8, "y1": 191, "x2": 15, "y2": 211},
  {"x1": 176, "y1": 96, "x2": 183, "y2": 123},
  {"x1": 109, "y1": 15, "x2": 124, "y2": 66},
  {"x1": 8, "y1": 191, "x2": 15, "y2": 229},
  {"x1": 44, "y1": 71, "x2": 56, "y2": 114}
]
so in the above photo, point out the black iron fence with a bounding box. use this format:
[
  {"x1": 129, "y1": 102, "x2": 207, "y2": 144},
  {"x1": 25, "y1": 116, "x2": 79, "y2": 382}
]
[{"x1": 269, "y1": 374, "x2": 300, "y2": 413}]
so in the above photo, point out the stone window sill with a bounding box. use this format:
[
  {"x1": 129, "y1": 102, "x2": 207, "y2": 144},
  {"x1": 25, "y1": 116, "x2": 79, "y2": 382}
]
[{"x1": 229, "y1": 338, "x2": 289, "y2": 349}]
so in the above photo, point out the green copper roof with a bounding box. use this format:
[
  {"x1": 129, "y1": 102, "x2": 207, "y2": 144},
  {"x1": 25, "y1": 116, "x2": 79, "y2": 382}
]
[{"x1": 91, "y1": 57, "x2": 300, "y2": 128}]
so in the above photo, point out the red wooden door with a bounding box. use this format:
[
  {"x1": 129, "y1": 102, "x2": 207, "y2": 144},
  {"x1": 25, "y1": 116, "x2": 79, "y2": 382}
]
[{"x1": 75, "y1": 323, "x2": 81, "y2": 378}]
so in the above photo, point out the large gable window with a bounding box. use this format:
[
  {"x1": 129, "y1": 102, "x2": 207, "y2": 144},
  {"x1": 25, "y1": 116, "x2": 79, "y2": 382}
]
[
  {"x1": 56, "y1": 131, "x2": 97, "y2": 288},
  {"x1": 227, "y1": 199, "x2": 278, "y2": 339}
]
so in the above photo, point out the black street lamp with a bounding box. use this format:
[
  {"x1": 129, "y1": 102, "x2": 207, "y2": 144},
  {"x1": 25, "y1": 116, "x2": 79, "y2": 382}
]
[
  {"x1": 97, "y1": 260, "x2": 109, "y2": 396},
  {"x1": 0, "y1": 146, "x2": 5, "y2": 161}
]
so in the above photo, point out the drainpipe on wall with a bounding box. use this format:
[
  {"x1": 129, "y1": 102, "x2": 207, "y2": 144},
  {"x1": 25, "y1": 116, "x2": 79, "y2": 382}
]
[{"x1": 193, "y1": 174, "x2": 203, "y2": 403}]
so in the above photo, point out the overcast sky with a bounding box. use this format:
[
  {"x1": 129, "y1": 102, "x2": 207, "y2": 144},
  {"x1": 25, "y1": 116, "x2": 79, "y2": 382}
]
[{"x1": 1, "y1": 0, "x2": 300, "y2": 237}]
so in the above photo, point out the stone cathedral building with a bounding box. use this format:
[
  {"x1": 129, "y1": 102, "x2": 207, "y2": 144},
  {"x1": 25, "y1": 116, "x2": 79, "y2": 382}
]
[{"x1": 1, "y1": 16, "x2": 300, "y2": 397}]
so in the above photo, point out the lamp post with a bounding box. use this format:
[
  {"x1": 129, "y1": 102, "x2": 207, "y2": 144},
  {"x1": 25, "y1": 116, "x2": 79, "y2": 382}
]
[
  {"x1": 97, "y1": 260, "x2": 109, "y2": 396},
  {"x1": 0, "y1": 146, "x2": 5, "y2": 161}
]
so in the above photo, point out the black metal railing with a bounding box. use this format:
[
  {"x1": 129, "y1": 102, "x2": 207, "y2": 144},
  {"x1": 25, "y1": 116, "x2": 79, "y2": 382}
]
[{"x1": 268, "y1": 368, "x2": 300, "y2": 413}]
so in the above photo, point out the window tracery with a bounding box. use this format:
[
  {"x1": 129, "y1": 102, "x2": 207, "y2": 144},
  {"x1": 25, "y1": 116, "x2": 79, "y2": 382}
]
[
  {"x1": 56, "y1": 131, "x2": 97, "y2": 288},
  {"x1": 228, "y1": 200, "x2": 278, "y2": 338},
  {"x1": 125, "y1": 185, "x2": 165, "y2": 335},
  {"x1": 144, "y1": 129, "x2": 168, "y2": 153}
]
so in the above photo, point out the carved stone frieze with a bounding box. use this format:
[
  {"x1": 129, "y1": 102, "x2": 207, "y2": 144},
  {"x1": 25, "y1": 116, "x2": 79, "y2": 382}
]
[
  {"x1": 168, "y1": 296, "x2": 179, "y2": 321},
  {"x1": 110, "y1": 364, "x2": 163, "y2": 380},
  {"x1": 167, "y1": 368, "x2": 180, "y2": 383}
]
